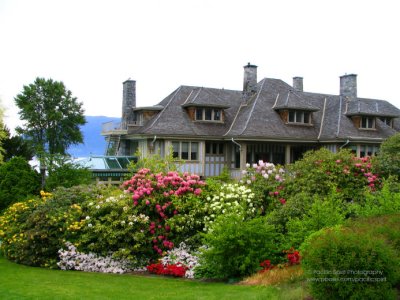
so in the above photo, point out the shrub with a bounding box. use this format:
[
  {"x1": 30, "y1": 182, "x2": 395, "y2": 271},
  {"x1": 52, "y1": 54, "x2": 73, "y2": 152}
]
[
  {"x1": 373, "y1": 132, "x2": 400, "y2": 178},
  {"x1": 0, "y1": 185, "x2": 105, "y2": 268},
  {"x1": 160, "y1": 242, "x2": 200, "y2": 278},
  {"x1": 284, "y1": 148, "x2": 379, "y2": 203},
  {"x1": 301, "y1": 215, "x2": 400, "y2": 300},
  {"x1": 0, "y1": 156, "x2": 40, "y2": 211},
  {"x1": 196, "y1": 214, "x2": 281, "y2": 280},
  {"x1": 58, "y1": 242, "x2": 132, "y2": 274},
  {"x1": 45, "y1": 155, "x2": 92, "y2": 190}
]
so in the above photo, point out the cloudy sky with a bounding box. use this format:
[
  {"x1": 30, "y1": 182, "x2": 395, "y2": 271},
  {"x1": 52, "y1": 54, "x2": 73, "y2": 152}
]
[{"x1": 1, "y1": 0, "x2": 399, "y2": 133}]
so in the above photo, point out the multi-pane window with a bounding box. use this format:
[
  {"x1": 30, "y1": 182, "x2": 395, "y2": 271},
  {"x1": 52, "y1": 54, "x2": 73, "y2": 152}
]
[
  {"x1": 288, "y1": 110, "x2": 311, "y2": 124},
  {"x1": 195, "y1": 108, "x2": 222, "y2": 121},
  {"x1": 379, "y1": 117, "x2": 393, "y2": 127},
  {"x1": 360, "y1": 117, "x2": 375, "y2": 129},
  {"x1": 205, "y1": 142, "x2": 224, "y2": 155},
  {"x1": 171, "y1": 141, "x2": 199, "y2": 160}
]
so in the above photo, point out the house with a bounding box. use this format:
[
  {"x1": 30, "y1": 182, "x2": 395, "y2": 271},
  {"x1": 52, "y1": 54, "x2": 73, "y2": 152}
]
[{"x1": 102, "y1": 63, "x2": 400, "y2": 178}]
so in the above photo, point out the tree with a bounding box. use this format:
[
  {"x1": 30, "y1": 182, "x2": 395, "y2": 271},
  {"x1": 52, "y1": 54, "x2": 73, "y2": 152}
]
[
  {"x1": 1, "y1": 126, "x2": 35, "y2": 161},
  {"x1": 0, "y1": 156, "x2": 41, "y2": 211},
  {"x1": 15, "y1": 77, "x2": 86, "y2": 166},
  {"x1": 0, "y1": 101, "x2": 6, "y2": 163},
  {"x1": 374, "y1": 132, "x2": 400, "y2": 178}
]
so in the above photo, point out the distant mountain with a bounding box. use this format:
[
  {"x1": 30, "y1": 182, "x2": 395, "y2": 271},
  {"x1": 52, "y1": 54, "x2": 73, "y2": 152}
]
[{"x1": 68, "y1": 116, "x2": 120, "y2": 158}]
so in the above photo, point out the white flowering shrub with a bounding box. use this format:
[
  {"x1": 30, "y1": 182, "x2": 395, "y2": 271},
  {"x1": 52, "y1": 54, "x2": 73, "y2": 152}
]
[
  {"x1": 203, "y1": 183, "x2": 256, "y2": 232},
  {"x1": 58, "y1": 242, "x2": 133, "y2": 274},
  {"x1": 161, "y1": 242, "x2": 200, "y2": 278},
  {"x1": 241, "y1": 160, "x2": 287, "y2": 212}
]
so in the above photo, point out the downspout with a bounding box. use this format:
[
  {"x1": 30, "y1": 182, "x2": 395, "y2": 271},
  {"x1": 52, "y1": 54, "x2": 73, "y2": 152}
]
[
  {"x1": 231, "y1": 137, "x2": 241, "y2": 150},
  {"x1": 151, "y1": 135, "x2": 157, "y2": 146},
  {"x1": 340, "y1": 139, "x2": 350, "y2": 149}
]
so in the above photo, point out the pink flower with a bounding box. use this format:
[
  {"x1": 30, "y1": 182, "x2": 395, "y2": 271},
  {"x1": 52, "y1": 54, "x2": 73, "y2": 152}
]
[
  {"x1": 194, "y1": 188, "x2": 202, "y2": 195},
  {"x1": 145, "y1": 200, "x2": 150, "y2": 205}
]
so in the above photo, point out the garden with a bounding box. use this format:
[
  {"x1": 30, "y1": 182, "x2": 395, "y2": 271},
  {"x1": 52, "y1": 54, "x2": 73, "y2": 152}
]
[{"x1": 1, "y1": 135, "x2": 400, "y2": 299}]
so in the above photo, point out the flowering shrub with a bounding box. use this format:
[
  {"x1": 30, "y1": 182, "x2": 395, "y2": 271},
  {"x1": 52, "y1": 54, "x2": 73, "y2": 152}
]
[
  {"x1": 58, "y1": 242, "x2": 132, "y2": 274},
  {"x1": 161, "y1": 242, "x2": 200, "y2": 278},
  {"x1": 76, "y1": 190, "x2": 152, "y2": 266},
  {"x1": 241, "y1": 161, "x2": 286, "y2": 212},
  {"x1": 147, "y1": 262, "x2": 187, "y2": 277},
  {"x1": 285, "y1": 248, "x2": 301, "y2": 265},
  {"x1": 122, "y1": 169, "x2": 205, "y2": 256},
  {"x1": 203, "y1": 183, "x2": 256, "y2": 232}
]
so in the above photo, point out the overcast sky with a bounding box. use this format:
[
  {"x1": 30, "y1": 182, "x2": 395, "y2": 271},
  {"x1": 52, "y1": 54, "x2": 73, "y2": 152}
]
[{"x1": 1, "y1": 0, "x2": 399, "y2": 133}]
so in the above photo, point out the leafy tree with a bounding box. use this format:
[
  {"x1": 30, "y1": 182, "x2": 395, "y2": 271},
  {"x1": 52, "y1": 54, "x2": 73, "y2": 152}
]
[
  {"x1": 374, "y1": 132, "x2": 400, "y2": 178},
  {"x1": 1, "y1": 126, "x2": 34, "y2": 161},
  {"x1": 0, "y1": 102, "x2": 6, "y2": 163},
  {"x1": 14, "y1": 77, "x2": 86, "y2": 167},
  {"x1": 0, "y1": 156, "x2": 41, "y2": 211}
]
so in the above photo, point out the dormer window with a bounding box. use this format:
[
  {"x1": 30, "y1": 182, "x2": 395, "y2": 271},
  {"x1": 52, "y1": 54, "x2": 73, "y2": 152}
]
[
  {"x1": 195, "y1": 108, "x2": 222, "y2": 122},
  {"x1": 360, "y1": 116, "x2": 375, "y2": 129},
  {"x1": 380, "y1": 117, "x2": 393, "y2": 128},
  {"x1": 288, "y1": 110, "x2": 311, "y2": 124}
]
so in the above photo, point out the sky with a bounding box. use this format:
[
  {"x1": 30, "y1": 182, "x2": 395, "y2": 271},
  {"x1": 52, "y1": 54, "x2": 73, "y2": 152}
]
[{"x1": 1, "y1": 0, "x2": 399, "y2": 133}]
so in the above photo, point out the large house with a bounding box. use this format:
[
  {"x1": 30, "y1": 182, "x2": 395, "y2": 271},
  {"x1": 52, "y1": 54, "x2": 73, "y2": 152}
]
[{"x1": 102, "y1": 64, "x2": 400, "y2": 178}]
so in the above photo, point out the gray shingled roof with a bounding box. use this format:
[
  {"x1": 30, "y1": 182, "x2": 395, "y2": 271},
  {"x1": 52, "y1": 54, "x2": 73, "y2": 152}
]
[{"x1": 127, "y1": 78, "x2": 400, "y2": 142}]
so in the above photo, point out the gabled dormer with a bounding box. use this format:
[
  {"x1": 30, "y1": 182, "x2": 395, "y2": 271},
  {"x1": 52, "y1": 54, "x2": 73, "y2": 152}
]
[
  {"x1": 182, "y1": 103, "x2": 229, "y2": 123},
  {"x1": 273, "y1": 90, "x2": 319, "y2": 126},
  {"x1": 345, "y1": 99, "x2": 400, "y2": 130},
  {"x1": 130, "y1": 106, "x2": 164, "y2": 127}
]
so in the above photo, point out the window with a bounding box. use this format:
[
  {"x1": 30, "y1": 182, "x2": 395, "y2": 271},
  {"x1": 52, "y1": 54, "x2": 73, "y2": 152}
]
[
  {"x1": 194, "y1": 108, "x2": 222, "y2": 122},
  {"x1": 379, "y1": 117, "x2": 393, "y2": 127},
  {"x1": 171, "y1": 141, "x2": 199, "y2": 160},
  {"x1": 360, "y1": 117, "x2": 375, "y2": 129},
  {"x1": 205, "y1": 142, "x2": 224, "y2": 155},
  {"x1": 288, "y1": 110, "x2": 311, "y2": 124}
]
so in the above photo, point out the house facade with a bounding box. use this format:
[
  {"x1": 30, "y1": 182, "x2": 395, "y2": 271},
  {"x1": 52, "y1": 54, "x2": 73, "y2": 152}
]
[{"x1": 102, "y1": 64, "x2": 400, "y2": 178}]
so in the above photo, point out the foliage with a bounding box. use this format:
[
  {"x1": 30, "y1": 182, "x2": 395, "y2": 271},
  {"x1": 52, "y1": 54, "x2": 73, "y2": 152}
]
[
  {"x1": 349, "y1": 176, "x2": 400, "y2": 217},
  {"x1": 284, "y1": 193, "x2": 346, "y2": 249},
  {"x1": 58, "y1": 242, "x2": 132, "y2": 274},
  {"x1": 128, "y1": 148, "x2": 177, "y2": 175},
  {"x1": 44, "y1": 154, "x2": 92, "y2": 190},
  {"x1": 196, "y1": 214, "x2": 281, "y2": 280},
  {"x1": 14, "y1": 77, "x2": 86, "y2": 166},
  {"x1": 76, "y1": 190, "x2": 152, "y2": 267},
  {"x1": 122, "y1": 168, "x2": 205, "y2": 257},
  {"x1": 0, "y1": 185, "x2": 105, "y2": 267},
  {"x1": 0, "y1": 104, "x2": 5, "y2": 163},
  {"x1": 0, "y1": 156, "x2": 40, "y2": 211},
  {"x1": 373, "y1": 132, "x2": 400, "y2": 178},
  {"x1": 1, "y1": 126, "x2": 34, "y2": 162},
  {"x1": 241, "y1": 161, "x2": 286, "y2": 213},
  {"x1": 284, "y1": 148, "x2": 379, "y2": 202},
  {"x1": 301, "y1": 215, "x2": 400, "y2": 300},
  {"x1": 202, "y1": 183, "x2": 257, "y2": 232}
]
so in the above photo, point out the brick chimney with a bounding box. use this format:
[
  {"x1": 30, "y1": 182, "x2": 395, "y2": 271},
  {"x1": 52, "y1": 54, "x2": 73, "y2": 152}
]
[
  {"x1": 122, "y1": 79, "x2": 136, "y2": 128},
  {"x1": 340, "y1": 74, "x2": 357, "y2": 100},
  {"x1": 243, "y1": 63, "x2": 258, "y2": 95},
  {"x1": 293, "y1": 77, "x2": 303, "y2": 92}
]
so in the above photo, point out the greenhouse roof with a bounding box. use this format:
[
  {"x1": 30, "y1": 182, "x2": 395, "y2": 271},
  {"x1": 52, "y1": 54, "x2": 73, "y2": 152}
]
[{"x1": 76, "y1": 156, "x2": 137, "y2": 170}]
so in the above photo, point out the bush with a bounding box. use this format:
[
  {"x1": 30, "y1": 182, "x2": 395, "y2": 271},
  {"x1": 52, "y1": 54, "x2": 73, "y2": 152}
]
[
  {"x1": 0, "y1": 185, "x2": 105, "y2": 268},
  {"x1": 284, "y1": 148, "x2": 379, "y2": 203},
  {"x1": 45, "y1": 155, "x2": 92, "y2": 190},
  {"x1": 196, "y1": 214, "x2": 281, "y2": 280},
  {"x1": 0, "y1": 157, "x2": 40, "y2": 211},
  {"x1": 301, "y1": 214, "x2": 400, "y2": 300},
  {"x1": 373, "y1": 132, "x2": 400, "y2": 178}
]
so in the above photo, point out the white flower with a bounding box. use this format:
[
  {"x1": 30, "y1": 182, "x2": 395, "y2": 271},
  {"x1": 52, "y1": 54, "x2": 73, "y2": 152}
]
[
  {"x1": 128, "y1": 222, "x2": 133, "y2": 226},
  {"x1": 88, "y1": 202, "x2": 93, "y2": 206},
  {"x1": 246, "y1": 180, "x2": 251, "y2": 184},
  {"x1": 121, "y1": 221, "x2": 126, "y2": 225},
  {"x1": 85, "y1": 216, "x2": 90, "y2": 220},
  {"x1": 96, "y1": 205, "x2": 100, "y2": 209},
  {"x1": 88, "y1": 223, "x2": 93, "y2": 227},
  {"x1": 246, "y1": 163, "x2": 250, "y2": 168}
]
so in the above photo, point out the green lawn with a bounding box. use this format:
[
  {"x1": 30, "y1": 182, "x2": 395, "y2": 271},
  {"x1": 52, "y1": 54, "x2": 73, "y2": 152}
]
[{"x1": 0, "y1": 256, "x2": 306, "y2": 300}]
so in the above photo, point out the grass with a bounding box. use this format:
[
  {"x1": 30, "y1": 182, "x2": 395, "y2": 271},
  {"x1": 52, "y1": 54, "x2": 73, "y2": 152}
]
[
  {"x1": 0, "y1": 255, "x2": 308, "y2": 300},
  {"x1": 241, "y1": 264, "x2": 304, "y2": 286}
]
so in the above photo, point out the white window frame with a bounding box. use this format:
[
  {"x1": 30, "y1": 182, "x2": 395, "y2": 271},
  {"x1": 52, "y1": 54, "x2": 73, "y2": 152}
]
[
  {"x1": 288, "y1": 110, "x2": 311, "y2": 124},
  {"x1": 360, "y1": 116, "x2": 375, "y2": 129},
  {"x1": 194, "y1": 108, "x2": 222, "y2": 122}
]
